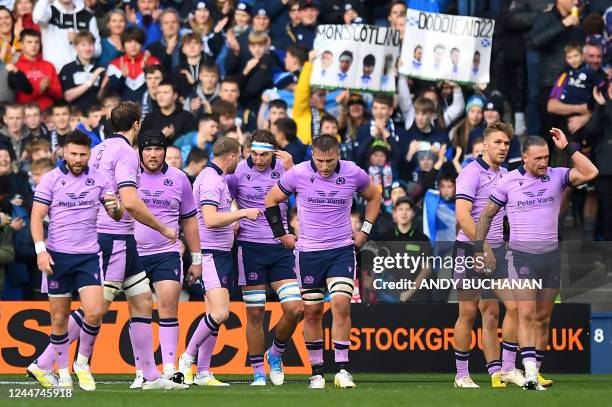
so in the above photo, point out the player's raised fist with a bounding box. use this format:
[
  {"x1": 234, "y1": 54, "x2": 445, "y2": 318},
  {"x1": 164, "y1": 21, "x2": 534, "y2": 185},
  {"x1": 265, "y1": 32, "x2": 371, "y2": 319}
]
[{"x1": 550, "y1": 128, "x2": 569, "y2": 149}]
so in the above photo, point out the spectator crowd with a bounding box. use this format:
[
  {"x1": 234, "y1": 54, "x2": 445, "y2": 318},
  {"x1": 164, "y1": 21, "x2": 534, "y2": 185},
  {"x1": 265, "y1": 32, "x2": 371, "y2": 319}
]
[{"x1": 0, "y1": 0, "x2": 610, "y2": 303}]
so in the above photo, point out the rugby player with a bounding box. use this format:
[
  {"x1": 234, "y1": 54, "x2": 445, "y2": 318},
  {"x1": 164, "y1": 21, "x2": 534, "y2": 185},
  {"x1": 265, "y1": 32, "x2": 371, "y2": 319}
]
[
  {"x1": 264, "y1": 135, "x2": 382, "y2": 389},
  {"x1": 475, "y1": 129, "x2": 598, "y2": 390},
  {"x1": 226, "y1": 129, "x2": 302, "y2": 386},
  {"x1": 178, "y1": 137, "x2": 260, "y2": 386},
  {"x1": 28, "y1": 130, "x2": 122, "y2": 390},
  {"x1": 130, "y1": 131, "x2": 202, "y2": 387},
  {"x1": 452, "y1": 122, "x2": 524, "y2": 388}
]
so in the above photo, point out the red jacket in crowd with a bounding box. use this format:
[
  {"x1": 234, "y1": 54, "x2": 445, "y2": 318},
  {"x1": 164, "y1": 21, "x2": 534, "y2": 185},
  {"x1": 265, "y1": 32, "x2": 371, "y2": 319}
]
[{"x1": 15, "y1": 54, "x2": 62, "y2": 111}]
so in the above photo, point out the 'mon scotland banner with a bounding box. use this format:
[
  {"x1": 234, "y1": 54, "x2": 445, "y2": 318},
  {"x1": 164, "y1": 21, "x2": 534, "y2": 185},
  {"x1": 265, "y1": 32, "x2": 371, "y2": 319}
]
[
  {"x1": 311, "y1": 24, "x2": 401, "y2": 93},
  {"x1": 399, "y1": 10, "x2": 495, "y2": 84}
]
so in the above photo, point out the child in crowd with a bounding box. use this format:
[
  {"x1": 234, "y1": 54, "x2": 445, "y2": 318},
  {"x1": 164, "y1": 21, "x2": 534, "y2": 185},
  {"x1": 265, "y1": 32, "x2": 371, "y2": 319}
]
[{"x1": 367, "y1": 141, "x2": 394, "y2": 214}]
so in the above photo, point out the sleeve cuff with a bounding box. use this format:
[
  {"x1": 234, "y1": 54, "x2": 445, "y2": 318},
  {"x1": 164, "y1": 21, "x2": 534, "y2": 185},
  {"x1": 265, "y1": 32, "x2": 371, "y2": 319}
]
[
  {"x1": 278, "y1": 181, "x2": 292, "y2": 196},
  {"x1": 117, "y1": 181, "x2": 137, "y2": 189},
  {"x1": 179, "y1": 209, "x2": 197, "y2": 219},
  {"x1": 489, "y1": 195, "x2": 506, "y2": 207},
  {"x1": 33, "y1": 197, "x2": 51, "y2": 206},
  {"x1": 201, "y1": 200, "x2": 219, "y2": 207},
  {"x1": 455, "y1": 194, "x2": 474, "y2": 202}
]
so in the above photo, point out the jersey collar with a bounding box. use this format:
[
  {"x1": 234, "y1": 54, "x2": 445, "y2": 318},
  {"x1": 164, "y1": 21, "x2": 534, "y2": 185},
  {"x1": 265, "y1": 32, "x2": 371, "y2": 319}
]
[
  {"x1": 247, "y1": 155, "x2": 277, "y2": 169},
  {"x1": 207, "y1": 161, "x2": 223, "y2": 175},
  {"x1": 476, "y1": 155, "x2": 490, "y2": 170},
  {"x1": 59, "y1": 160, "x2": 89, "y2": 175},
  {"x1": 139, "y1": 162, "x2": 169, "y2": 174},
  {"x1": 109, "y1": 133, "x2": 132, "y2": 146},
  {"x1": 309, "y1": 159, "x2": 341, "y2": 174},
  {"x1": 518, "y1": 165, "x2": 526, "y2": 176}
]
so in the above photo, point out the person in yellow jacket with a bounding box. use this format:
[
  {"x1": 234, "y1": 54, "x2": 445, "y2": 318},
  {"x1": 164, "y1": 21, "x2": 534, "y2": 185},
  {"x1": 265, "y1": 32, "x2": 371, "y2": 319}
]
[{"x1": 293, "y1": 51, "x2": 328, "y2": 146}]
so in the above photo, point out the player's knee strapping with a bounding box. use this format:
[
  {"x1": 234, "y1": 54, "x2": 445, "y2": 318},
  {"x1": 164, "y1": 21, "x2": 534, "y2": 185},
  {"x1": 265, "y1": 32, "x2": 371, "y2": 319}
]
[
  {"x1": 301, "y1": 288, "x2": 325, "y2": 304},
  {"x1": 327, "y1": 277, "x2": 355, "y2": 299},
  {"x1": 103, "y1": 281, "x2": 122, "y2": 302},
  {"x1": 243, "y1": 290, "x2": 267, "y2": 307},
  {"x1": 123, "y1": 272, "x2": 151, "y2": 298},
  {"x1": 276, "y1": 282, "x2": 301, "y2": 303}
]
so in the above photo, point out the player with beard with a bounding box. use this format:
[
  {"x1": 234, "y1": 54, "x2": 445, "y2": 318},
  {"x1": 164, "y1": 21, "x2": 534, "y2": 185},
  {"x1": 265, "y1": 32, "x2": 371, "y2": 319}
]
[
  {"x1": 28, "y1": 130, "x2": 121, "y2": 390},
  {"x1": 128, "y1": 131, "x2": 202, "y2": 387},
  {"x1": 475, "y1": 129, "x2": 598, "y2": 390},
  {"x1": 226, "y1": 130, "x2": 302, "y2": 386}
]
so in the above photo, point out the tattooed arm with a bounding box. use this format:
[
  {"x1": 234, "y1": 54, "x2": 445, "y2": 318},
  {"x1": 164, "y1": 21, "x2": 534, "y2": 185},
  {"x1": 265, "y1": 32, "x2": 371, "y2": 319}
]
[{"x1": 474, "y1": 201, "x2": 502, "y2": 273}]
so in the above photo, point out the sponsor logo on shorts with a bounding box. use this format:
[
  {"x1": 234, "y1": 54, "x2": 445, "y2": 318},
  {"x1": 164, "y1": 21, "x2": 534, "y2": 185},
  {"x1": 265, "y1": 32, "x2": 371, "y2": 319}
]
[
  {"x1": 304, "y1": 275, "x2": 314, "y2": 284},
  {"x1": 222, "y1": 276, "x2": 228, "y2": 285},
  {"x1": 248, "y1": 272, "x2": 258, "y2": 280},
  {"x1": 49, "y1": 281, "x2": 59, "y2": 289},
  {"x1": 519, "y1": 266, "x2": 530, "y2": 275}
]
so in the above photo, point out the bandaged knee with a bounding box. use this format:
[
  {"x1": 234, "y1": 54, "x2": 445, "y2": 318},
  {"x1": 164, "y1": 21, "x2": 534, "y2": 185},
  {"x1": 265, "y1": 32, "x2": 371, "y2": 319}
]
[
  {"x1": 243, "y1": 289, "x2": 267, "y2": 307},
  {"x1": 122, "y1": 272, "x2": 151, "y2": 298},
  {"x1": 276, "y1": 282, "x2": 301, "y2": 303},
  {"x1": 301, "y1": 288, "x2": 325, "y2": 304},
  {"x1": 103, "y1": 281, "x2": 122, "y2": 302},
  {"x1": 327, "y1": 277, "x2": 355, "y2": 299}
]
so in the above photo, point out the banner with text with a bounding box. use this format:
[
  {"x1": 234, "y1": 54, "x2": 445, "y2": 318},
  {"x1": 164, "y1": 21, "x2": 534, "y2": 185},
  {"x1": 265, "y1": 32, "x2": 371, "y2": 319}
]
[
  {"x1": 311, "y1": 24, "x2": 401, "y2": 93},
  {"x1": 399, "y1": 10, "x2": 495, "y2": 84},
  {"x1": 0, "y1": 302, "x2": 589, "y2": 373}
]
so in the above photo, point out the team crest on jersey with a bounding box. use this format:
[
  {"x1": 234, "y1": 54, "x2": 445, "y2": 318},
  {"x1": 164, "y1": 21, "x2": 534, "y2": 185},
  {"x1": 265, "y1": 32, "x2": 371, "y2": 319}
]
[
  {"x1": 541, "y1": 175, "x2": 550, "y2": 182},
  {"x1": 86, "y1": 178, "x2": 95, "y2": 186},
  {"x1": 271, "y1": 171, "x2": 280, "y2": 179},
  {"x1": 336, "y1": 177, "x2": 346, "y2": 185},
  {"x1": 164, "y1": 179, "x2": 173, "y2": 187}
]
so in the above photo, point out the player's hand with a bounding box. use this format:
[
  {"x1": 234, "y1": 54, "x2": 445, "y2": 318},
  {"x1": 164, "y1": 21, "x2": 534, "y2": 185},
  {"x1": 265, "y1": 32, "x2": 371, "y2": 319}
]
[
  {"x1": 37, "y1": 251, "x2": 54, "y2": 275},
  {"x1": 354, "y1": 230, "x2": 368, "y2": 249},
  {"x1": 241, "y1": 208, "x2": 261, "y2": 221},
  {"x1": 187, "y1": 263, "x2": 203, "y2": 285},
  {"x1": 279, "y1": 233, "x2": 297, "y2": 249},
  {"x1": 5, "y1": 63, "x2": 17, "y2": 73},
  {"x1": 274, "y1": 150, "x2": 294, "y2": 170},
  {"x1": 102, "y1": 193, "x2": 121, "y2": 212},
  {"x1": 162, "y1": 227, "x2": 178, "y2": 244},
  {"x1": 308, "y1": 49, "x2": 318, "y2": 62},
  {"x1": 475, "y1": 244, "x2": 496, "y2": 274},
  {"x1": 550, "y1": 127, "x2": 569, "y2": 149}
]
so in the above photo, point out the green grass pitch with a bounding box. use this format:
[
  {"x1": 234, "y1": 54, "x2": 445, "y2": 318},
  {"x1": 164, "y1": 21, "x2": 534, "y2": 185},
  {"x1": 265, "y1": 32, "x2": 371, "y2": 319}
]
[{"x1": 1, "y1": 374, "x2": 611, "y2": 407}]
